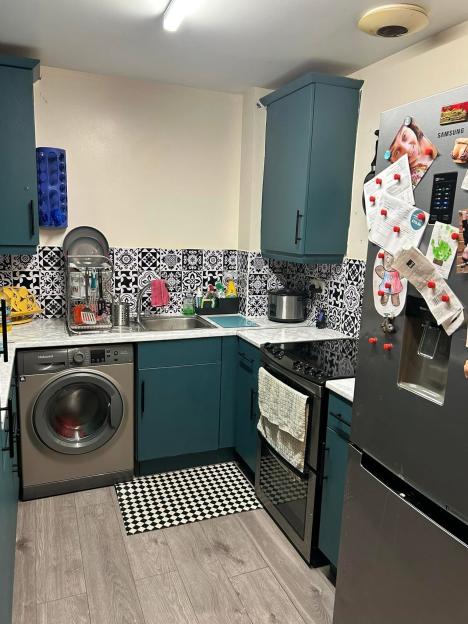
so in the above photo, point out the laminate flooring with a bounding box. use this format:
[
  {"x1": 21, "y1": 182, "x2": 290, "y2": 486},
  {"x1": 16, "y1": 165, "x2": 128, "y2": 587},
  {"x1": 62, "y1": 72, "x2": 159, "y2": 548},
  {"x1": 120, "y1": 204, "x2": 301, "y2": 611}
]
[{"x1": 12, "y1": 486, "x2": 334, "y2": 624}]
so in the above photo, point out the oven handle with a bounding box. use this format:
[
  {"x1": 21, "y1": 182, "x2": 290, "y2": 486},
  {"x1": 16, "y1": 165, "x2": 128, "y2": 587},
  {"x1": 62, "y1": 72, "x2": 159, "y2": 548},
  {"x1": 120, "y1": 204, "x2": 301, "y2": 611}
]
[{"x1": 262, "y1": 362, "x2": 322, "y2": 399}]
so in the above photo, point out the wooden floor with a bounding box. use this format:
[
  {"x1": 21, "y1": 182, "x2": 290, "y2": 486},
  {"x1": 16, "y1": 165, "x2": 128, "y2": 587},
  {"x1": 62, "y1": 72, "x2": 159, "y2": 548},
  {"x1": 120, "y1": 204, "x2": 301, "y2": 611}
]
[{"x1": 12, "y1": 486, "x2": 335, "y2": 624}]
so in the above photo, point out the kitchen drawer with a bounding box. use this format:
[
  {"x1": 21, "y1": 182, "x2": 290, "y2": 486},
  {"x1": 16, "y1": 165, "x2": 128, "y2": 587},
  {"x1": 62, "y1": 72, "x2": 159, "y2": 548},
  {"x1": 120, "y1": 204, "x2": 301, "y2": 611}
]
[
  {"x1": 137, "y1": 338, "x2": 221, "y2": 369},
  {"x1": 328, "y1": 392, "x2": 352, "y2": 427},
  {"x1": 238, "y1": 338, "x2": 261, "y2": 369}
]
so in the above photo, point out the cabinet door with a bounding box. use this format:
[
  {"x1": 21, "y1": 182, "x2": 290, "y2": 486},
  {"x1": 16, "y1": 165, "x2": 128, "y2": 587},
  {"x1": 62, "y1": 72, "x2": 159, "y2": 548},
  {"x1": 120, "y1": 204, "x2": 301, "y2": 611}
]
[
  {"x1": 304, "y1": 83, "x2": 360, "y2": 260},
  {"x1": 235, "y1": 344, "x2": 261, "y2": 473},
  {"x1": 0, "y1": 392, "x2": 19, "y2": 624},
  {"x1": 261, "y1": 85, "x2": 314, "y2": 257},
  {"x1": 137, "y1": 364, "x2": 221, "y2": 461},
  {"x1": 319, "y1": 424, "x2": 349, "y2": 567},
  {"x1": 0, "y1": 65, "x2": 38, "y2": 251}
]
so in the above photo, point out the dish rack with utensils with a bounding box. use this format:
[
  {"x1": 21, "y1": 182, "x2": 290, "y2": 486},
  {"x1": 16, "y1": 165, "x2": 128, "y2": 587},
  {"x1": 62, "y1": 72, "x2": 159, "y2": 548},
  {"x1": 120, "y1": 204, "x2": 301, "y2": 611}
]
[{"x1": 65, "y1": 255, "x2": 114, "y2": 333}]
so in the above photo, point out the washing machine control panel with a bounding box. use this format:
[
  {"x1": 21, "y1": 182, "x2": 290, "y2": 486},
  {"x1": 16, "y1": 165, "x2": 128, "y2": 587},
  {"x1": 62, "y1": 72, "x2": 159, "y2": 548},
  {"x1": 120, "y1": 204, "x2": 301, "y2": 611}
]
[{"x1": 67, "y1": 344, "x2": 133, "y2": 367}]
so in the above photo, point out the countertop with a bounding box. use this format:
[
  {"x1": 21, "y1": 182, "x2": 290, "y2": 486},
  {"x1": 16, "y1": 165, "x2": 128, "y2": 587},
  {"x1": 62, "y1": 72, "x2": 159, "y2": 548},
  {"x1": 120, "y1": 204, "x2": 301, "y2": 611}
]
[
  {"x1": 0, "y1": 317, "x2": 347, "y2": 416},
  {"x1": 325, "y1": 378, "x2": 355, "y2": 403}
]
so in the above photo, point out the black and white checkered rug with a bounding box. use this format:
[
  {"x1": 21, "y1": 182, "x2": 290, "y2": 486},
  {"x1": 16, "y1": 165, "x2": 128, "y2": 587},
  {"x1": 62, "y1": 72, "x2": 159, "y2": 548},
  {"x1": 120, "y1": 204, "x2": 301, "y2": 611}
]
[{"x1": 114, "y1": 462, "x2": 262, "y2": 535}]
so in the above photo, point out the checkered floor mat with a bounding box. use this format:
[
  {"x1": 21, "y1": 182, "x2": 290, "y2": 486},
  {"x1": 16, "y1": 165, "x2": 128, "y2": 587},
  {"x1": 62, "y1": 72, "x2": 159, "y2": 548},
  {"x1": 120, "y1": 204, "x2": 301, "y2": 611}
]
[{"x1": 114, "y1": 462, "x2": 262, "y2": 535}]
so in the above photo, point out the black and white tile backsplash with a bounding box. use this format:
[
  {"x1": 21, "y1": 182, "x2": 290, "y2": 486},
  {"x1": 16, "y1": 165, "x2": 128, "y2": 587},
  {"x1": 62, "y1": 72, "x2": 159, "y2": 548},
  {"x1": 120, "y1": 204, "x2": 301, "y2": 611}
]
[{"x1": 0, "y1": 247, "x2": 365, "y2": 337}]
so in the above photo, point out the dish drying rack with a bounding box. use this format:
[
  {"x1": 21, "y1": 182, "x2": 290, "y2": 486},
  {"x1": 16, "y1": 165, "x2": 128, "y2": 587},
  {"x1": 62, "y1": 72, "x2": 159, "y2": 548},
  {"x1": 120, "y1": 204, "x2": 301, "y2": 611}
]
[{"x1": 66, "y1": 255, "x2": 114, "y2": 333}]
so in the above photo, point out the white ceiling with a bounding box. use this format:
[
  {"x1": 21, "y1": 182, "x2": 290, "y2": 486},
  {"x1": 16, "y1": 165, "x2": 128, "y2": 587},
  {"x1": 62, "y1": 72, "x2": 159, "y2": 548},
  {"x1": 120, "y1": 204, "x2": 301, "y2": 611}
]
[{"x1": 1, "y1": 0, "x2": 468, "y2": 92}]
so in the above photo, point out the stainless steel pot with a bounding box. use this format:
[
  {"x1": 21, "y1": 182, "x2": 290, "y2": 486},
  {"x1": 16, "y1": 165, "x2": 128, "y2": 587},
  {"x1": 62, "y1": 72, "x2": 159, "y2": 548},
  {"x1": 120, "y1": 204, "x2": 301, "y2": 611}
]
[
  {"x1": 112, "y1": 301, "x2": 131, "y2": 327},
  {"x1": 267, "y1": 289, "x2": 307, "y2": 323}
]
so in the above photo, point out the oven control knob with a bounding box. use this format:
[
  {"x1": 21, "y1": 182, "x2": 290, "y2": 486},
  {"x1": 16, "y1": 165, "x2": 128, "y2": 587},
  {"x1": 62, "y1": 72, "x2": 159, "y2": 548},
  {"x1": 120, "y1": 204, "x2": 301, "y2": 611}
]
[
  {"x1": 73, "y1": 351, "x2": 85, "y2": 364},
  {"x1": 276, "y1": 350, "x2": 285, "y2": 359},
  {"x1": 293, "y1": 361, "x2": 303, "y2": 370}
]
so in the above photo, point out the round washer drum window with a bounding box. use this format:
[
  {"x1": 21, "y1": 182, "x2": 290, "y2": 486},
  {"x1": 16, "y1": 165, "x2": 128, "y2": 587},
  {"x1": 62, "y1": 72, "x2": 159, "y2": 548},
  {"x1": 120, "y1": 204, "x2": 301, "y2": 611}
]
[{"x1": 33, "y1": 371, "x2": 124, "y2": 455}]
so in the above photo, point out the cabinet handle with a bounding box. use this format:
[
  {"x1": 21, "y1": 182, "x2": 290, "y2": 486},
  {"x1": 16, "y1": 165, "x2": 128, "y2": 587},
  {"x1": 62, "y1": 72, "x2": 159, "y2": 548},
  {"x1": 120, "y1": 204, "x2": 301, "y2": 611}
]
[
  {"x1": 1, "y1": 299, "x2": 8, "y2": 362},
  {"x1": 29, "y1": 199, "x2": 36, "y2": 238},
  {"x1": 239, "y1": 351, "x2": 254, "y2": 365},
  {"x1": 294, "y1": 210, "x2": 303, "y2": 244},
  {"x1": 250, "y1": 389, "x2": 258, "y2": 421},
  {"x1": 141, "y1": 381, "x2": 145, "y2": 417},
  {"x1": 1, "y1": 399, "x2": 14, "y2": 458},
  {"x1": 329, "y1": 411, "x2": 349, "y2": 426}
]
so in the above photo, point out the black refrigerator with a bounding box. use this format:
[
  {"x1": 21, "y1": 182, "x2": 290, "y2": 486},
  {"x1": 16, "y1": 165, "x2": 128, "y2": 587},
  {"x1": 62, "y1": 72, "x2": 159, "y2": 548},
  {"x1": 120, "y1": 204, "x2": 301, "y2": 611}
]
[{"x1": 334, "y1": 86, "x2": 468, "y2": 623}]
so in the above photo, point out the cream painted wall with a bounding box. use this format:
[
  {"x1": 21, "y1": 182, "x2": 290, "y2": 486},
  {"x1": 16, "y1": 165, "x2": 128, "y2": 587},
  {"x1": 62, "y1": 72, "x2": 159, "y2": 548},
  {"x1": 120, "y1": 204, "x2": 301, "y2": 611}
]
[
  {"x1": 347, "y1": 20, "x2": 468, "y2": 260},
  {"x1": 34, "y1": 66, "x2": 243, "y2": 249}
]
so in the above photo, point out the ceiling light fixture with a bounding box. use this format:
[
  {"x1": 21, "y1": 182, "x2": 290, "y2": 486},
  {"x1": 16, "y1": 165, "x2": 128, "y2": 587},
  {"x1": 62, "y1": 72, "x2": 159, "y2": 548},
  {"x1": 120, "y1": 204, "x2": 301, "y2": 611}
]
[
  {"x1": 163, "y1": 0, "x2": 201, "y2": 32},
  {"x1": 358, "y1": 4, "x2": 429, "y2": 38}
]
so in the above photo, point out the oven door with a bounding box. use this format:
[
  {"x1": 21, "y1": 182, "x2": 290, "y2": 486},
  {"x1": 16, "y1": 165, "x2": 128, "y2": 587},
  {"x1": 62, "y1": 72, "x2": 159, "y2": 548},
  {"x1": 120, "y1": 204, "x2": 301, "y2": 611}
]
[{"x1": 255, "y1": 361, "x2": 326, "y2": 563}]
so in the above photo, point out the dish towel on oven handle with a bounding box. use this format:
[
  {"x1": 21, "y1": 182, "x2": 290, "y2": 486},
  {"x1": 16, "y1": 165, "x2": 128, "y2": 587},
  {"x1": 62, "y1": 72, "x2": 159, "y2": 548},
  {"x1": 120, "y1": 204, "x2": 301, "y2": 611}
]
[{"x1": 257, "y1": 366, "x2": 309, "y2": 472}]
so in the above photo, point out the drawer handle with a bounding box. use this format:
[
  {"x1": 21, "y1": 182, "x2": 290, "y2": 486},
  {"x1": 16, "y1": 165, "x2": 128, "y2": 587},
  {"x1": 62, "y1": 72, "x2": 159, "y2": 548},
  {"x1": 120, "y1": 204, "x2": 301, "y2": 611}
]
[
  {"x1": 239, "y1": 351, "x2": 254, "y2": 365},
  {"x1": 329, "y1": 411, "x2": 349, "y2": 426},
  {"x1": 141, "y1": 381, "x2": 145, "y2": 418},
  {"x1": 29, "y1": 199, "x2": 36, "y2": 238},
  {"x1": 294, "y1": 210, "x2": 303, "y2": 244}
]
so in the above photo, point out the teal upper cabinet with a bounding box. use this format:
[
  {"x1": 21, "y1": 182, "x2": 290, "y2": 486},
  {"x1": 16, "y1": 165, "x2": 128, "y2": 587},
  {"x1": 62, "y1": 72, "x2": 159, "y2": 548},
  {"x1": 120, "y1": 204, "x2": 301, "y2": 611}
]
[
  {"x1": 0, "y1": 56, "x2": 40, "y2": 254},
  {"x1": 260, "y1": 72, "x2": 363, "y2": 264}
]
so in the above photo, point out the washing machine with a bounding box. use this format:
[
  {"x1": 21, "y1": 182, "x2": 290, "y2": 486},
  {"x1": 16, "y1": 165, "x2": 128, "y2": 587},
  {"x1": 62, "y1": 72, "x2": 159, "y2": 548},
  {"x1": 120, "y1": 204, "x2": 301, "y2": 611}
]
[{"x1": 17, "y1": 343, "x2": 134, "y2": 500}]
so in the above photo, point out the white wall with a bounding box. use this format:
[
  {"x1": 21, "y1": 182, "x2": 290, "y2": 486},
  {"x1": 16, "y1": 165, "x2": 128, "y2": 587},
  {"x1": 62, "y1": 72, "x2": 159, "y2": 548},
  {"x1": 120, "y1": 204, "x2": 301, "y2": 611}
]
[
  {"x1": 34, "y1": 66, "x2": 243, "y2": 249},
  {"x1": 347, "y1": 21, "x2": 468, "y2": 259}
]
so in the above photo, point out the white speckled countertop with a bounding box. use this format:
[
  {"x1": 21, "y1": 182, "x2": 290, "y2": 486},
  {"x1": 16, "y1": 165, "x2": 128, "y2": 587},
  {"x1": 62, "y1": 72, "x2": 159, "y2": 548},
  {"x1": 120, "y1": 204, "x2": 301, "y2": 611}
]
[
  {"x1": 325, "y1": 378, "x2": 355, "y2": 403},
  {"x1": 0, "y1": 317, "x2": 347, "y2": 419}
]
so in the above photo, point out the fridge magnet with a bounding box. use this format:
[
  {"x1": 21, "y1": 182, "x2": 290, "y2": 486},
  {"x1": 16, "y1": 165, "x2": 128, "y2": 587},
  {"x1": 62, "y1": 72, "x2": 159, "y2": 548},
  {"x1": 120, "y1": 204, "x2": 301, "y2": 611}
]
[
  {"x1": 373, "y1": 249, "x2": 407, "y2": 317},
  {"x1": 387, "y1": 117, "x2": 438, "y2": 188},
  {"x1": 456, "y1": 210, "x2": 468, "y2": 274},
  {"x1": 440, "y1": 101, "x2": 468, "y2": 126},
  {"x1": 451, "y1": 138, "x2": 468, "y2": 164},
  {"x1": 369, "y1": 192, "x2": 428, "y2": 256},
  {"x1": 426, "y1": 221, "x2": 459, "y2": 279}
]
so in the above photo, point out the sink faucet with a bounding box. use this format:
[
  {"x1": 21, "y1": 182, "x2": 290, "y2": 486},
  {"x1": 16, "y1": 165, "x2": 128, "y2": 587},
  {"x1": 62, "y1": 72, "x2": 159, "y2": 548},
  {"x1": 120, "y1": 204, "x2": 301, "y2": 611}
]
[{"x1": 136, "y1": 283, "x2": 154, "y2": 325}]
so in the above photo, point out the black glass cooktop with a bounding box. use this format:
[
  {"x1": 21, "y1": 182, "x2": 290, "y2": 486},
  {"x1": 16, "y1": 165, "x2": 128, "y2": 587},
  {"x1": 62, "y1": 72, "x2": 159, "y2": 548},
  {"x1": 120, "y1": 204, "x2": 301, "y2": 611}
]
[{"x1": 261, "y1": 339, "x2": 357, "y2": 385}]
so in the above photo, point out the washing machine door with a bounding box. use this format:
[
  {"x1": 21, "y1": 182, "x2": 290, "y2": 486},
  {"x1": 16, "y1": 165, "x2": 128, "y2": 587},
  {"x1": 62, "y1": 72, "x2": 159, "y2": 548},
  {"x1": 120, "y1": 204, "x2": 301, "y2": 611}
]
[{"x1": 33, "y1": 370, "x2": 124, "y2": 455}]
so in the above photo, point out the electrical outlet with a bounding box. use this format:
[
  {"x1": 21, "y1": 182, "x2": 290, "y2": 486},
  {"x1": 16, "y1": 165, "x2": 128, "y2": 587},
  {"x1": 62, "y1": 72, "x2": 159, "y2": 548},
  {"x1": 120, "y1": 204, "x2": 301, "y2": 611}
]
[{"x1": 310, "y1": 279, "x2": 325, "y2": 294}]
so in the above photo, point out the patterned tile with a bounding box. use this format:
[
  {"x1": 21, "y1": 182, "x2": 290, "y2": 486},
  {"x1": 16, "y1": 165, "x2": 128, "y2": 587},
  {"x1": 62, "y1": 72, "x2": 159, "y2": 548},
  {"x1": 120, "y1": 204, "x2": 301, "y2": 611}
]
[
  {"x1": 11, "y1": 270, "x2": 41, "y2": 298},
  {"x1": 40, "y1": 271, "x2": 65, "y2": 297},
  {"x1": 159, "y1": 249, "x2": 182, "y2": 271},
  {"x1": 41, "y1": 295, "x2": 65, "y2": 319},
  {"x1": 247, "y1": 295, "x2": 268, "y2": 317},
  {"x1": 345, "y1": 259, "x2": 366, "y2": 285},
  {"x1": 203, "y1": 250, "x2": 223, "y2": 271},
  {"x1": 327, "y1": 305, "x2": 343, "y2": 332},
  {"x1": 182, "y1": 271, "x2": 203, "y2": 293},
  {"x1": 343, "y1": 283, "x2": 362, "y2": 313},
  {"x1": 11, "y1": 253, "x2": 39, "y2": 271},
  {"x1": 341, "y1": 310, "x2": 361, "y2": 338},
  {"x1": 138, "y1": 270, "x2": 159, "y2": 289},
  {"x1": 237, "y1": 251, "x2": 249, "y2": 272},
  {"x1": 138, "y1": 248, "x2": 159, "y2": 271},
  {"x1": 38, "y1": 246, "x2": 64, "y2": 270},
  {"x1": 113, "y1": 248, "x2": 139, "y2": 271},
  {"x1": 202, "y1": 270, "x2": 223, "y2": 289},
  {"x1": 0, "y1": 256, "x2": 12, "y2": 271},
  {"x1": 248, "y1": 273, "x2": 268, "y2": 295},
  {"x1": 267, "y1": 272, "x2": 287, "y2": 291},
  {"x1": 248, "y1": 252, "x2": 269, "y2": 274},
  {"x1": 223, "y1": 250, "x2": 238, "y2": 271},
  {"x1": 328, "y1": 281, "x2": 344, "y2": 307},
  {"x1": 160, "y1": 271, "x2": 182, "y2": 292},
  {"x1": 119, "y1": 293, "x2": 137, "y2": 315},
  {"x1": 114, "y1": 270, "x2": 139, "y2": 294},
  {"x1": 182, "y1": 249, "x2": 203, "y2": 271},
  {"x1": 0, "y1": 271, "x2": 13, "y2": 287}
]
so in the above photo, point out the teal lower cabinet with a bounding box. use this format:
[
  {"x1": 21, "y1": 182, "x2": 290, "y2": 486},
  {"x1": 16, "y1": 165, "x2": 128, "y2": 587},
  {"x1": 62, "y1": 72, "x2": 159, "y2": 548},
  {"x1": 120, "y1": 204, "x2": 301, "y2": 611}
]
[
  {"x1": 235, "y1": 339, "x2": 261, "y2": 473},
  {"x1": 136, "y1": 338, "x2": 226, "y2": 471},
  {"x1": 319, "y1": 393, "x2": 352, "y2": 568},
  {"x1": 137, "y1": 363, "x2": 221, "y2": 461},
  {"x1": 0, "y1": 385, "x2": 20, "y2": 624}
]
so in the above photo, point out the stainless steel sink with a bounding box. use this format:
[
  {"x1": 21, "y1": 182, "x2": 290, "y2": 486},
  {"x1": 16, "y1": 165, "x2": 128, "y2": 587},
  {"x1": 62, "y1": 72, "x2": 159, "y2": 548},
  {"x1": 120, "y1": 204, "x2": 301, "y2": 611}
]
[{"x1": 137, "y1": 315, "x2": 215, "y2": 332}]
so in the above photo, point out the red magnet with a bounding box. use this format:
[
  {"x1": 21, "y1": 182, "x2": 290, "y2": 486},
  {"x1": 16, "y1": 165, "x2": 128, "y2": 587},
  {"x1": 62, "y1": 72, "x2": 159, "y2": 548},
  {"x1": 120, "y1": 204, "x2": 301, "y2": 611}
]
[
  {"x1": 427, "y1": 280, "x2": 436, "y2": 289},
  {"x1": 378, "y1": 252, "x2": 385, "y2": 259},
  {"x1": 380, "y1": 209, "x2": 388, "y2": 216},
  {"x1": 451, "y1": 232, "x2": 459, "y2": 240},
  {"x1": 368, "y1": 337, "x2": 378, "y2": 345},
  {"x1": 375, "y1": 177, "x2": 383, "y2": 185},
  {"x1": 369, "y1": 195, "x2": 376, "y2": 204},
  {"x1": 383, "y1": 343, "x2": 394, "y2": 351},
  {"x1": 393, "y1": 225, "x2": 400, "y2": 233},
  {"x1": 393, "y1": 173, "x2": 401, "y2": 181},
  {"x1": 441, "y1": 294, "x2": 450, "y2": 303},
  {"x1": 417, "y1": 212, "x2": 425, "y2": 221},
  {"x1": 377, "y1": 290, "x2": 385, "y2": 297},
  {"x1": 424, "y1": 148, "x2": 433, "y2": 156},
  {"x1": 385, "y1": 282, "x2": 391, "y2": 289}
]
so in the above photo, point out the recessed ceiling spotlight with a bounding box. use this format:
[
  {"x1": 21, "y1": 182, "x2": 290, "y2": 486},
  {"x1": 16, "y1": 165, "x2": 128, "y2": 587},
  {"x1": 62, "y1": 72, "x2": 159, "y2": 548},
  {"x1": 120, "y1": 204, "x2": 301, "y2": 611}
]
[
  {"x1": 163, "y1": 0, "x2": 201, "y2": 32},
  {"x1": 358, "y1": 3, "x2": 429, "y2": 37}
]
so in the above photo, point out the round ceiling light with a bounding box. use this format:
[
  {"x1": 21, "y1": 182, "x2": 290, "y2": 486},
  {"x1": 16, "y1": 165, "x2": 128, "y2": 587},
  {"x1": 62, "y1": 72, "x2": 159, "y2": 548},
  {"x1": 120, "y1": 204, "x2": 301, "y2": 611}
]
[{"x1": 358, "y1": 4, "x2": 429, "y2": 38}]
